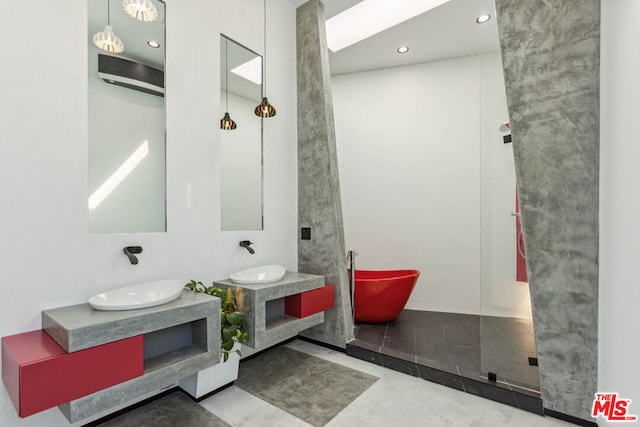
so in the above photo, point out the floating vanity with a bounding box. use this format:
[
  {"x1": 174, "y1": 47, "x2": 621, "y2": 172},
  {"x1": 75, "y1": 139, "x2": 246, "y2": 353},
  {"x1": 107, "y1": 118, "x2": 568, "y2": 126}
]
[
  {"x1": 2, "y1": 291, "x2": 220, "y2": 423},
  {"x1": 2, "y1": 272, "x2": 335, "y2": 423},
  {"x1": 214, "y1": 271, "x2": 334, "y2": 351}
]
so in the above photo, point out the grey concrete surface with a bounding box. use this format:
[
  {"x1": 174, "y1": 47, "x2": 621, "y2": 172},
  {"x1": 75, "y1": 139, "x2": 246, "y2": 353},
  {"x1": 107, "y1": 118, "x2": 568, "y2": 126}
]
[
  {"x1": 495, "y1": 0, "x2": 600, "y2": 420},
  {"x1": 43, "y1": 291, "x2": 219, "y2": 353},
  {"x1": 214, "y1": 271, "x2": 325, "y2": 349},
  {"x1": 296, "y1": 0, "x2": 354, "y2": 349},
  {"x1": 43, "y1": 292, "x2": 221, "y2": 422}
]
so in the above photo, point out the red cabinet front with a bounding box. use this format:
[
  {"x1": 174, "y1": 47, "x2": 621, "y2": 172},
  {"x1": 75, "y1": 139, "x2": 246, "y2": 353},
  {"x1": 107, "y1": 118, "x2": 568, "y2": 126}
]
[
  {"x1": 285, "y1": 284, "x2": 335, "y2": 318},
  {"x1": 2, "y1": 330, "x2": 143, "y2": 417}
]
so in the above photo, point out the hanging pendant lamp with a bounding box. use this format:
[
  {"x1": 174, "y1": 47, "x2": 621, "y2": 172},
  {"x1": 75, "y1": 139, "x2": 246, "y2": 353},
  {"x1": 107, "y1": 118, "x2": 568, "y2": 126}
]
[
  {"x1": 255, "y1": 0, "x2": 276, "y2": 118},
  {"x1": 123, "y1": 0, "x2": 158, "y2": 22},
  {"x1": 221, "y1": 112, "x2": 237, "y2": 130},
  {"x1": 93, "y1": 0, "x2": 125, "y2": 53},
  {"x1": 221, "y1": 38, "x2": 237, "y2": 130}
]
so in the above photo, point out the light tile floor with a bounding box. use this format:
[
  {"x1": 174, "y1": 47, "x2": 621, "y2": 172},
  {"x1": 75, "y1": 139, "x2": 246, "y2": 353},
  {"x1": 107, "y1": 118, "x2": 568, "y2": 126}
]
[{"x1": 199, "y1": 340, "x2": 573, "y2": 427}]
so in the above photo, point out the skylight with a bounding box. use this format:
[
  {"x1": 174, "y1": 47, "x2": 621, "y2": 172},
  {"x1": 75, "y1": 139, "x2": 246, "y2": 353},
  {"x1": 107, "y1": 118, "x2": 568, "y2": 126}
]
[
  {"x1": 231, "y1": 57, "x2": 262, "y2": 85},
  {"x1": 325, "y1": 0, "x2": 451, "y2": 52}
]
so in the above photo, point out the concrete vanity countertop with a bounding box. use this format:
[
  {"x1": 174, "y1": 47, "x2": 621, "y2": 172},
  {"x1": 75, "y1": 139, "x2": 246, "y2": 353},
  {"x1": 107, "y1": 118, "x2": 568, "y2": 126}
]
[
  {"x1": 214, "y1": 271, "x2": 326, "y2": 350},
  {"x1": 40, "y1": 291, "x2": 221, "y2": 423},
  {"x1": 42, "y1": 290, "x2": 218, "y2": 352}
]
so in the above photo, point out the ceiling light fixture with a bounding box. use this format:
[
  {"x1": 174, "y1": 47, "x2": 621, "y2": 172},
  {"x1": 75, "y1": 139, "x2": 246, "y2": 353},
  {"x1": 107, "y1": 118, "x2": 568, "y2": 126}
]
[
  {"x1": 254, "y1": 0, "x2": 276, "y2": 118},
  {"x1": 326, "y1": 0, "x2": 451, "y2": 52},
  {"x1": 476, "y1": 14, "x2": 491, "y2": 24},
  {"x1": 397, "y1": 46, "x2": 409, "y2": 54},
  {"x1": 147, "y1": 40, "x2": 160, "y2": 49},
  {"x1": 123, "y1": 0, "x2": 158, "y2": 22},
  {"x1": 221, "y1": 38, "x2": 237, "y2": 130},
  {"x1": 220, "y1": 112, "x2": 237, "y2": 130},
  {"x1": 93, "y1": 0, "x2": 125, "y2": 54}
]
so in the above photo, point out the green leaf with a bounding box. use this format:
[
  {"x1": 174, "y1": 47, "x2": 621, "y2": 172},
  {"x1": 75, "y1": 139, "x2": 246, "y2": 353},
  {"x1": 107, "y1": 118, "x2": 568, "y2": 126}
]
[
  {"x1": 222, "y1": 339, "x2": 234, "y2": 351},
  {"x1": 226, "y1": 312, "x2": 246, "y2": 326},
  {"x1": 210, "y1": 287, "x2": 225, "y2": 298},
  {"x1": 222, "y1": 326, "x2": 237, "y2": 342},
  {"x1": 223, "y1": 352, "x2": 229, "y2": 362},
  {"x1": 220, "y1": 312, "x2": 229, "y2": 328}
]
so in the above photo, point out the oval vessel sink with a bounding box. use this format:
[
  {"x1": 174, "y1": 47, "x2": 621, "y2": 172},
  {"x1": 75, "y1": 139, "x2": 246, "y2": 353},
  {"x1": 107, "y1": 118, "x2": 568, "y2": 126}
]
[
  {"x1": 89, "y1": 279, "x2": 185, "y2": 311},
  {"x1": 230, "y1": 265, "x2": 286, "y2": 284}
]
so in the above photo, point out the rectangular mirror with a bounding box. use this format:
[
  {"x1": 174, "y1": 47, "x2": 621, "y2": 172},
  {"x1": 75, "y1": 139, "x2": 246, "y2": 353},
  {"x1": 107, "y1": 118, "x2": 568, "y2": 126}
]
[
  {"x1": 88, "y1": 0, "x2": 166, "y2": 233},
  {"x1": 220, "y1": 35, "x2": 264, "y2": 231}
]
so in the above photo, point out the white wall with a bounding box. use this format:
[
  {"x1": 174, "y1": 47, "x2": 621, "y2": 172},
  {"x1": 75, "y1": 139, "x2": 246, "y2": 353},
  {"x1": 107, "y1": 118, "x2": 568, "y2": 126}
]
[
  {"x1": 599, "y1": 0, "x2": 640, "y2": 423},
  {"x1": 0, "y1": 0, "x2": 297, "y2": 425},
  {"x1": 333, "y1": 53, "x2": 530, "y2": 317}
]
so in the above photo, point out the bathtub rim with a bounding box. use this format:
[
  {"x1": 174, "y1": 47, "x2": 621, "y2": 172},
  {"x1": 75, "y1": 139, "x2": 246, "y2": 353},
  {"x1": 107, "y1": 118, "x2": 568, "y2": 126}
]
[{"x1": 354, "y1": 269, "x2": 420, "y2": 282}]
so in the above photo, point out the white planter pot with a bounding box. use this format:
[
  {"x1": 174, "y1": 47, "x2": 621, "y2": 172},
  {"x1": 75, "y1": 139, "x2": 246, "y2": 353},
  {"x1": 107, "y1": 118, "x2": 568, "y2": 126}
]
[{"x1": 179, "y1": 343, "x2": 241, "y2": 399}]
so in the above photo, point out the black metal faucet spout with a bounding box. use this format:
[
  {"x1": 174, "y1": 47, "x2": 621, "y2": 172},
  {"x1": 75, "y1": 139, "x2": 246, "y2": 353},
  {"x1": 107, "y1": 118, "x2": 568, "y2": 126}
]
[
  {"x1": 239, "y1": 240, "x2": 255, "y2": 254},
  {"x1": 124, "y1": 246, "x2": 143, "y2": 264}
]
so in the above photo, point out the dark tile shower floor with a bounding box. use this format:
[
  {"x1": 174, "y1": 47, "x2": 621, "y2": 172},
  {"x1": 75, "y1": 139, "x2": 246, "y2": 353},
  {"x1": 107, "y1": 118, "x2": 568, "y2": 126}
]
[{"x1": 350, "y1": 309, "x2": 540, "y2": 394}]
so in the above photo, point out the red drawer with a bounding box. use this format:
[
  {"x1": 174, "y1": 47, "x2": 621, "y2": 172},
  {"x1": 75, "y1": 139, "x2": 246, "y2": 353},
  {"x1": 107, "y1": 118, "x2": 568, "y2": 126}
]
[
  {"x1": 285, "y1": 284, "x2": 335, "y2": 318},
  {"x1": 2, "y1": 330, "x2": 143, "y2": 418}
]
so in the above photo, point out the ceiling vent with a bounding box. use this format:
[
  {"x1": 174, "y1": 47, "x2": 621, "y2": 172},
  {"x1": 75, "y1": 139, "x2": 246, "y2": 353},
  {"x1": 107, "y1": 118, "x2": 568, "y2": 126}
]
[{"x1": 98, "y1": 54, "x2": 164, "y2": 97}]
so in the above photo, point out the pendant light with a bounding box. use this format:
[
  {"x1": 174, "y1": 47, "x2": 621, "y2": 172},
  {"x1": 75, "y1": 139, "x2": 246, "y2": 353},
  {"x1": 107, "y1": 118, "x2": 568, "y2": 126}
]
[
  {"x1": 221, "y1": 38, "x2": 237, "y2": 130},
  {"x1": 93, "y1": 0, "x2": 125, "y2": 54},
  {"x1": 255, "y1": 0, "x2": 276, "y2": 118},
  {"x1": 123, "y1": 0, "x2": 158, "y2": 23}
]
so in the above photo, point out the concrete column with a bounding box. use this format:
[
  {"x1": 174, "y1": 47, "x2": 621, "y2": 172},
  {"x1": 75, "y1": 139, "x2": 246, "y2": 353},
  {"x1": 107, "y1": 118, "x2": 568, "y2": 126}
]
[
  {"x1": 296, "y1": 0, "x2": 354, "y2": 348},
  {"x1": 495, "y1": 0, "x2": 600, "y2": 420}
]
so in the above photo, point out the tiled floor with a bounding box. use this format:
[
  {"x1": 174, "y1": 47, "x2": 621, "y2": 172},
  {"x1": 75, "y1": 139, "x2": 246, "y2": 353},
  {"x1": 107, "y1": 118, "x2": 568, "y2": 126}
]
[
  {"x1": 350, "y1": 309, "x2": 540, "y2": 393},
  {"x1": 197, "y1": 340, "x2": 572, "y2": 426}
]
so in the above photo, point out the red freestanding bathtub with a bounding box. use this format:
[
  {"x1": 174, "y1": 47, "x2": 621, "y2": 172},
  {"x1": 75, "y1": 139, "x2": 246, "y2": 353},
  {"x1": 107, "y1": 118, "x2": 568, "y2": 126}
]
[{"x1": 354, "y1": 269, "x2": 420, "y2": 323}]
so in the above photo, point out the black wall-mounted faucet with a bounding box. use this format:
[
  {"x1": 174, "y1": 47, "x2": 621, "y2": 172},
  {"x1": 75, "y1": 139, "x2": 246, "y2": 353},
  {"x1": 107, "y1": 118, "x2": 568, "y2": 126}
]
[
  {"x1": 124, "y1": 246, "x2": 143, "y2": 264},
  {"x1": 239, "y1": 240, "x2": 255, "y2": 254}
]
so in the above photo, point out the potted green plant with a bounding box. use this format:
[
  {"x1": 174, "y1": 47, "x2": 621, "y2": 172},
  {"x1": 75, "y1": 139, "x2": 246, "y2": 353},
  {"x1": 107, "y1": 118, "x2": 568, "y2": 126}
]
[
  {"x1": 184, "y1": 280, "x2": 249, "y2": 361},
  {"x1": 179, "y1": 280, "x2": 249, "y2": 398}
]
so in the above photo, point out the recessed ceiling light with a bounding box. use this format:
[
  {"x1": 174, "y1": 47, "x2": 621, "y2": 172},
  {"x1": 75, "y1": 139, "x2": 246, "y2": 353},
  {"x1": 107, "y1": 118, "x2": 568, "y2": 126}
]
[
  {"x1": 326, "y1": 0, "x2": 452, "y2": 52},
  {"x1": 147, "y1": 40, "x2": 161, "y2": 48},
  {"x1": 476, "y1": 14, "x2": 491, "y2": 24},
  {"x1": 397, "y1": 46, "x2": 409, "y2": 54}
]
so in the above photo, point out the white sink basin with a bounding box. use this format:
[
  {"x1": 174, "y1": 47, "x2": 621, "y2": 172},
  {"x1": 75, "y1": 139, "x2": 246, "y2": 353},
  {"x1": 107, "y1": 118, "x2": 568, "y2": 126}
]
[
  {"x1": 88, "y1": 279, "x2": 185, "y2": 311},
  {"x1": 230, "y1": 265, "x2": 286, "y2": 284}
]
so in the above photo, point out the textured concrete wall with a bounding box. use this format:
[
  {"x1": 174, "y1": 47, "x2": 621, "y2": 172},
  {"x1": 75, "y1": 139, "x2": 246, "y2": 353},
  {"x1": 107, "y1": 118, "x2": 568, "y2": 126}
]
[
  {"x1": 495, "y1": 0, "x2": 599, "y2": 419},
  {"x1": 296, "y1": 0, "x2": 354, "y2": 348}
]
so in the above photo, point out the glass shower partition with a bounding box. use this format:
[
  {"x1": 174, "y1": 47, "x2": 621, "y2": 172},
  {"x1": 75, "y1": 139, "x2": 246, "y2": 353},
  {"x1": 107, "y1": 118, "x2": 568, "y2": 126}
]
[{"x1": 478, "y1": 0, "x2": 540, "y2": 395}]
